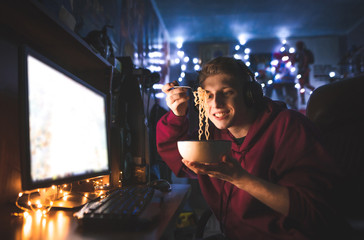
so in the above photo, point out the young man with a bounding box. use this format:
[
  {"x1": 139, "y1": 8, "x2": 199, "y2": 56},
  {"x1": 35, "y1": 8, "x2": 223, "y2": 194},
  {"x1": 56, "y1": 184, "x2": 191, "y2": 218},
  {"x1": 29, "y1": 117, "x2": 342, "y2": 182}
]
[{"x1": 156, "y1": 57, "x2": 350, "y2": 240}]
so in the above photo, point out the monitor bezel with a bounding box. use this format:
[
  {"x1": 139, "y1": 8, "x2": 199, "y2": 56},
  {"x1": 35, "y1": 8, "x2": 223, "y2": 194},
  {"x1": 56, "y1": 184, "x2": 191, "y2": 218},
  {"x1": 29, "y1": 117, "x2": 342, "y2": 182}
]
[{"x1": 19, "y1": 45, "x2": 111, "y2": 191}]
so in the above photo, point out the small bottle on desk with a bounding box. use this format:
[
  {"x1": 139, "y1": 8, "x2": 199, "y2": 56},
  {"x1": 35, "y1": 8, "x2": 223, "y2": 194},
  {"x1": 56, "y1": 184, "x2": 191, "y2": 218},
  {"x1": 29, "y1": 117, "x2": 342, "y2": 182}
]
[{"x1": 133, "y1": 157, "x2": 148, "y2": 184}]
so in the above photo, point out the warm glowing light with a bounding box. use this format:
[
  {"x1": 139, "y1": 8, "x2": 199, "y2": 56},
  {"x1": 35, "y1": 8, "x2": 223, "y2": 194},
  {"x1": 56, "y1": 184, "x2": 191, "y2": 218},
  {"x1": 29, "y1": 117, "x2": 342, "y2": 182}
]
[
  {"x1": 47, "y1": 220, "x2": 54, "y2": 239},
  {"x1": 36, "y1": 209, "x2": 43, "y2": 221},
  {"x1": 19, "y1": 192, "x2": 23, "y2": 197},
  {"x1": 23, "y1": 212, "x2": 32, "y2": 238},
  {"x1": 84, "y1": 193, "x2": 89, "y2": 198}
]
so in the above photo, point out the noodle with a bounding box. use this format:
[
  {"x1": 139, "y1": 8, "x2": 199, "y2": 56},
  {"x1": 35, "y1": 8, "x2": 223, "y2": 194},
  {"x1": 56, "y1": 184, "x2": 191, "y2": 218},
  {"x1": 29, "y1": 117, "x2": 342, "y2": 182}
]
[{"x1": 193, "y1": 87, "x2": 210, "y2": 140}]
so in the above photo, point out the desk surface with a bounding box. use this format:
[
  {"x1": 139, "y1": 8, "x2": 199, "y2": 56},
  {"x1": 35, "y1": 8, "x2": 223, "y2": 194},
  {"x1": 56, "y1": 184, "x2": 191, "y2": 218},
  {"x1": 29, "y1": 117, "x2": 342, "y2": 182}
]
[{"x1": 0, "y1": 184, "x2": 191, "y2": 240}]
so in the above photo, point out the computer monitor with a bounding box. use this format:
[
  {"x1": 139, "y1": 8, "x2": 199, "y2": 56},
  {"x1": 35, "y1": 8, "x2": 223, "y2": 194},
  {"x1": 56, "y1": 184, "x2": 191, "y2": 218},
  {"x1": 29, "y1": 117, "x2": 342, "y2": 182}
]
[{"x1": 19, "y1": 46, "x2": 110, "y2": 192}]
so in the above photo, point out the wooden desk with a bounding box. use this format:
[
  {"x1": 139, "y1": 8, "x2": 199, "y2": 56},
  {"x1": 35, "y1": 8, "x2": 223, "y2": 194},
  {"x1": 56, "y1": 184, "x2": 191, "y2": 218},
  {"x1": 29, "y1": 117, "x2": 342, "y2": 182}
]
[{"x1": 0, "y1": 184, "x2": 191, "y2": 240}]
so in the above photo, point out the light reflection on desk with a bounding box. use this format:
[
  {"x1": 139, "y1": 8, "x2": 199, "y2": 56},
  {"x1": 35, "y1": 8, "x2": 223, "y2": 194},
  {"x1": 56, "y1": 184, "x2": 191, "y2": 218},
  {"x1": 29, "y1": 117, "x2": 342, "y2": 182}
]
[
  {"x1": 3, "y1": 184, "x2": 191, "y2": 240},
  {"x1": 18, "y1": 210, "x2": 71, "y2": 240}
]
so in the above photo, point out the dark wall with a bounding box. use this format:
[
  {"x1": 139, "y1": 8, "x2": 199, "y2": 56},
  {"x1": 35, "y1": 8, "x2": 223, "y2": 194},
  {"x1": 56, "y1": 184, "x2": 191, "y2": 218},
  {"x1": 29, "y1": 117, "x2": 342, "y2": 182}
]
[{"x1": 0, "y1": 38, "x2": 22, "y2": 205}]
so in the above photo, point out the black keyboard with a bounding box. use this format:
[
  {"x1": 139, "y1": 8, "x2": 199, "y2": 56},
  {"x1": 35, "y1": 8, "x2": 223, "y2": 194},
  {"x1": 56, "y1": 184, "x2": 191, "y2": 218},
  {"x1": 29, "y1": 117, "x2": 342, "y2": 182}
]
[{"x1": 74, "y1": 185, "x2": 155, "y2": 230}]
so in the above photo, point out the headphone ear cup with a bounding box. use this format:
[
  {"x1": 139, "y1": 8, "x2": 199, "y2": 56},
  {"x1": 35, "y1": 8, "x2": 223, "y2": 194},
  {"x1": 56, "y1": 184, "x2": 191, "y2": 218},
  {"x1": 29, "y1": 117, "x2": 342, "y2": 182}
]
[
  {"x1": 244, "y1": 81, "x2": 263, "y2": 108},
  {"x1": 243, "y1": 82, "x2": 254, "y2": 107}
]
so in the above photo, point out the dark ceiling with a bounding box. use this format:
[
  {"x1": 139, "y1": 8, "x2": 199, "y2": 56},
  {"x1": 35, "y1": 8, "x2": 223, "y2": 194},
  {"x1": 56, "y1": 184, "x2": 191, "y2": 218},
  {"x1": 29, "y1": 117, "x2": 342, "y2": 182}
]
[{"x1": 153, "y1": 0, "x2": 364, "y2": 43}]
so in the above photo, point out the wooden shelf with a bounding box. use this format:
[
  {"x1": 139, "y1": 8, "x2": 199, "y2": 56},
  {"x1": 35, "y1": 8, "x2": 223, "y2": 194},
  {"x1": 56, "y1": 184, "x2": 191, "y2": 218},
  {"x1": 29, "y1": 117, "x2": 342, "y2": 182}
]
[{"x1": 0, "y1": 0, "x2": 113, "y2": 93}]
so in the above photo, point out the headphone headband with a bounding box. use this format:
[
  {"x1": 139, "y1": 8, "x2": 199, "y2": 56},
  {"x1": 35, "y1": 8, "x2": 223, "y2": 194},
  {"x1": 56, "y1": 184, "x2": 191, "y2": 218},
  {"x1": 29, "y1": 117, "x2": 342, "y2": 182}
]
[{"x1": 235, "y1": 59, "x2": 256, "y2": 82}]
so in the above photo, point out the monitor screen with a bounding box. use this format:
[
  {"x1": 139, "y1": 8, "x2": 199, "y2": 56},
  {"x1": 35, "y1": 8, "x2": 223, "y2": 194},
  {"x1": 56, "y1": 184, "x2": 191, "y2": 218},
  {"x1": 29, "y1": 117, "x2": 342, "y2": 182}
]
[{"x1": 20, "y1": 47, "x2": 110, "y2": 190}]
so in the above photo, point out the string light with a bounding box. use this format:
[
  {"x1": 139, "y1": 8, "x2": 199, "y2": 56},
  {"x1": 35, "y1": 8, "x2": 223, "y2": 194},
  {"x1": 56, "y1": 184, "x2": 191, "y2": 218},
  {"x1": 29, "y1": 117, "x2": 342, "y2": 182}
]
[
  {"x1": 282, "y1": 56, "x2": 289, "y2": 62},
  {"x1": 15, "y1": 176, "x2": 108, "y2": 216},
  {"x1": 15, "y1": 189, "x2": 53, "y2": 216},
  {"x1": 234, "y1": 54, "x2": 242, "y2": 59}
]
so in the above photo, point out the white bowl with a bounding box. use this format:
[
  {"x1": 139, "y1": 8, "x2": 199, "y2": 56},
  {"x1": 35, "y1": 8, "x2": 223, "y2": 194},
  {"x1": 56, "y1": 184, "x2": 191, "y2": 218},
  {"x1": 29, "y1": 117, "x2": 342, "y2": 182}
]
[{"x1": 177, "y1": 140, "x2": 232, "y2": 163}]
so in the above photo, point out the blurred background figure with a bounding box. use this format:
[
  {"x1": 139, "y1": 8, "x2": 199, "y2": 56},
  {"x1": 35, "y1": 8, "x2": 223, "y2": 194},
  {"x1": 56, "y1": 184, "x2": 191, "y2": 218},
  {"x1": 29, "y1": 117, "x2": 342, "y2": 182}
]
[
  {"x1": 274, "y1": 62, "x2": 298, "y2": 110},
  {"x1": 294, "y1": 41, "x2": 315, "y2": 104}
]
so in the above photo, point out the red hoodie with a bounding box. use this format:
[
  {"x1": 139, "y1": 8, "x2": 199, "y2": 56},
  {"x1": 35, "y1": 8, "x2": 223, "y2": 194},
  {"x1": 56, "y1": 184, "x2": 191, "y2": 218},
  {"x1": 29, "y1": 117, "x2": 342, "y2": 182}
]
[{"x1": 156, "y1": 99, "x2": 351, "y2": 240}]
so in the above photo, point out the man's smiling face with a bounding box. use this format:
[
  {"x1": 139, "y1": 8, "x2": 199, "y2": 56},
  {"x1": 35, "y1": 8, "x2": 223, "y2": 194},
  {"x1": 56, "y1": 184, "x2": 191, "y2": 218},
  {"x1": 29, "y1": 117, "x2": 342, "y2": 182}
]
[{"x1": 203, "y1": 73, "x2": 250, "y2": 131}]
